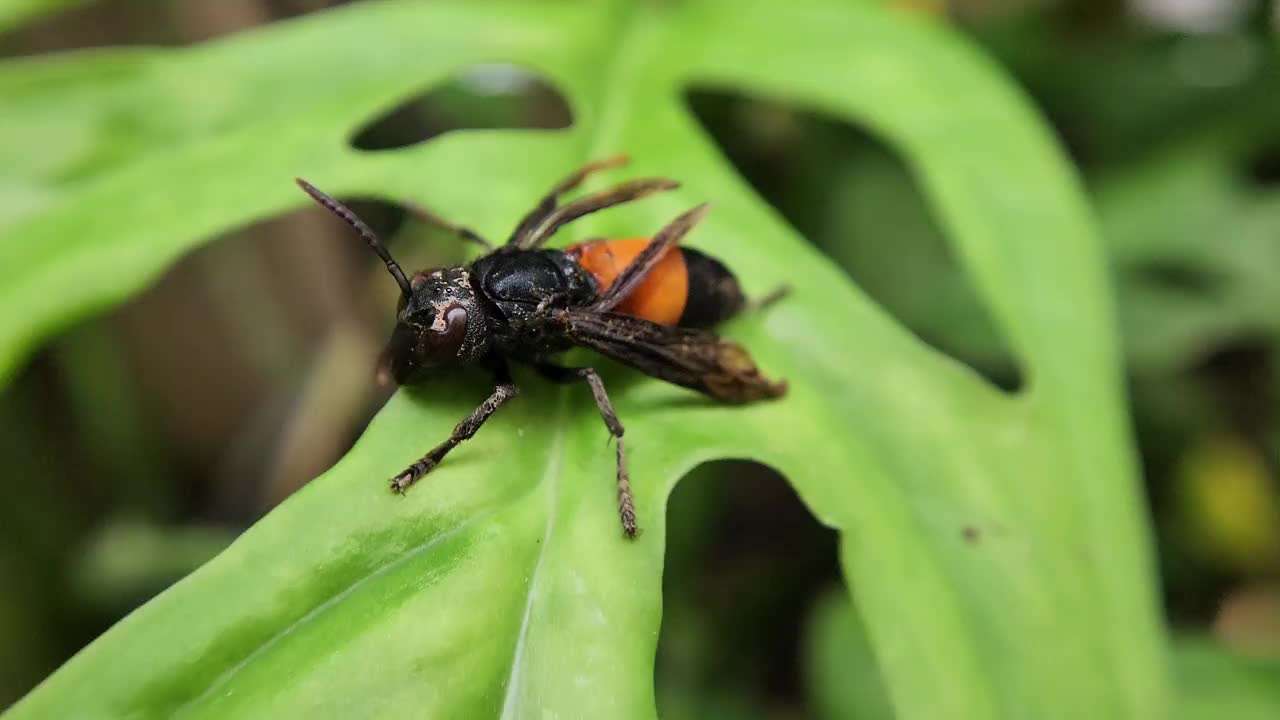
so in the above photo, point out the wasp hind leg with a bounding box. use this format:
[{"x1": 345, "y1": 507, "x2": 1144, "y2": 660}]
[
  {"x1": 743, "y1": 285, "x2": 790, "y2": 314},
  {"x1": 390, "y1": 363, "x2": 518, "y2": 493},
  {"x1": 534, "y1": 363, "x2": 637, "y2": 539}
]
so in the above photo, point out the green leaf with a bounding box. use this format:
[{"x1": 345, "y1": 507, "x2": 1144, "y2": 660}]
[
  {"x1": 1, "y1": 1, "x2": 1169, "y2": 718},
  {"x1": 806, "y1": 589, "x2": 894, "y2": 720}
]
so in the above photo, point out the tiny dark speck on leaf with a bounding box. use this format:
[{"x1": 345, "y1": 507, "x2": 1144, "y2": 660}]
[{"x1": 962, "y1": 526, "x2": 980, "y2": 543}]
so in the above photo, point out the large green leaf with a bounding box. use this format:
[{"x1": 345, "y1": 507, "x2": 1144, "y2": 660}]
[{"x1": 1, "y1": 1, "x2": 1169, "y2": 718}]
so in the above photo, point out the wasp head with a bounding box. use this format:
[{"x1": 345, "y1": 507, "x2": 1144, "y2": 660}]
[
  {"x1": 294, "y1": 178, "x2": 491, "y2": 386},
  {"x1": 380, "y1": 267, "x2": 489, "y2": 385}
]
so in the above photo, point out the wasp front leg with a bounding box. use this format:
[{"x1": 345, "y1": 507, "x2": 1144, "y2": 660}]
[
  {"x1": 390, "y1": 362, "x2": 518, "y2": 493},
  {"x1": 534, "y1": 363, "x2": 637, "y2": 538}
]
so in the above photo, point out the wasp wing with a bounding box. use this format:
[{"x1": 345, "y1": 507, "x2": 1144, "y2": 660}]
[{"x1": 559, "y1": 310, "x2": 786, "y2": 403}]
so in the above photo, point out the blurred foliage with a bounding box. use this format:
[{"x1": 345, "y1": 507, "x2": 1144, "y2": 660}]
[
  {"x1": 0, "y1": 0, "x2": 1278, "y2": 718},
  {"x1": 1172, "y1": 635, "x2": 1280, "y2": 720},
  {"x1": 1171, "y1": 435, "x2": 1280, "y2": 575},
  {"x1": 808, "y1": 590, "x2": 1280, "y2": 720},
  {"x1": 0, "y1": 0, "x2": 91, "y2": 34}
]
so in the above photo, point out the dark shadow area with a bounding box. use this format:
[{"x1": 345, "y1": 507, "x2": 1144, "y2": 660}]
[
  {"x1": 1193, "y1": 340, "x2": 1275, "y2": 442},
  {"x1": 349, "y1": 64, "x2": 572, "y2": 152},
  {"x1": 1141, "y1": 338, "x2": 1279, "y2": 626},
  {"x1": 1243, "y1": 142, "x2": 1280, "y2": 187},
  {"x1": 657, "y1": 460, "x2": 841, "y2": 718},
  {"x1": 685, "y1": 88, "x2": 1024, "y2": 392}
]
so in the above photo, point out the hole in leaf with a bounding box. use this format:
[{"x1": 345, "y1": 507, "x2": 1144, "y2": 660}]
[
  {"x1": 349, "y1": 64, "x2": 572, "y2": 152},
  {"x1": 657, "y1": 460, "x2": 841, "y2": 716},
  {"x1": 686, "y1": 88, "x2": 1024, "y2": 392},
  {"x1": 1243, "y1": 142, "x2": 1280, "y2": 186}
]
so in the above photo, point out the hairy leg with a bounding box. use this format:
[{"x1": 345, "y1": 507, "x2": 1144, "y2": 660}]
[
  {"x1": 534, "y1": 363, "x2": 637, "y2": 538},
  {"x1": 743, "y1": 284, "x2": 791, "y2": 314},
  {"x1": 390, "y1": 363, "x2": 518, "y2": 492},
  {"x1": 507, "y1": 155, "x2": 629, "y2": 246}
]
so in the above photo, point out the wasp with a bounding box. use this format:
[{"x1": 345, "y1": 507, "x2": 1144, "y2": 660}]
[{"x1": 296, "y1": 157, "x2": 786, "y2": 538}]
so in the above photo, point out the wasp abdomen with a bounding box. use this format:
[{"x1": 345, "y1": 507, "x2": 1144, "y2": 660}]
[
  {"x1": 678, "y1": 247, "x2": 745, "y2": 328},
  {"x1": 567, "y1": 239, "x2": 744, "y2": 328}
]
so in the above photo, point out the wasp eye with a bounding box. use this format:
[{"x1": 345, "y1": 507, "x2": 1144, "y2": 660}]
[
  {"x1": 383, "y1": 301, "x2": 471, "y2": 385},
  {"x1": 418, "y1": 304, "x2": 467, "y2": 359}
]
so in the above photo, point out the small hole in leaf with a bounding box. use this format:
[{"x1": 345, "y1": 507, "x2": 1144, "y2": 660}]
[
  {"x1": 1243, "y1": 142, "x2": 1280, "y2": 186},
  {"x1": 686, "y1": 88, "x2": 1024, "y2": 392},
  {"x1": 657, "y1": 460, "x2": 841, "y2": 715},
  {"x1": 348, "y1": 64, "x2": 572, "y2": 152}
]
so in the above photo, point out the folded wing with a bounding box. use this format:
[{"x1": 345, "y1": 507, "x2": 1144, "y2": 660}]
[{"x1": 559, "y1": 310, "x2": 786, "y2": 403}]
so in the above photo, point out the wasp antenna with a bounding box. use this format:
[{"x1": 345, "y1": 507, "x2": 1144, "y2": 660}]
[
  {"x1": 597, "y1": 154, "x2": 630, "y2": 170},
  {"x1": 296, "y1": 178, "x2": 413, "y2": 298}
]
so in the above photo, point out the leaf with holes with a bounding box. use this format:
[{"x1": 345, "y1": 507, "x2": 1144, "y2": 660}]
[{"x1": 2, "y1": 1, "x2": 1170, "y2": 718}]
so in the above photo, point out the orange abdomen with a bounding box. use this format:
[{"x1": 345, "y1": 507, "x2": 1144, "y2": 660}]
[{"x1": 566, "y1": 238, "x2": 689, "y2": 325}]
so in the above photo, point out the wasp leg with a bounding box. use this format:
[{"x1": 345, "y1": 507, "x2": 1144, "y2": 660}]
[
  {"x1": 390, "y1": 365, "x2": 518, "y2": 493},
  {"x1": 534, "y1": 363, "x2": 637, "y2": 539},
  {"x1": 404, "y1": 202, "x2": 494, "y2": 251},
  {"x1": 743, "y1": 284, "x2": 791, "y2": 314},
  {"x1": 540, "y1": 155, "x2": 631, "y2": 202},
  {"x1": 508, "y1": 155, "x2": 629, "y2": 246},
  {"x1": 514, "y1": 179, "x2": 678, "y2": 251}
]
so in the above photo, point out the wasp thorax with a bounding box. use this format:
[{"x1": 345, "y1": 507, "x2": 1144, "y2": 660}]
[{"x1": 380, "y1": 266, "x2": 489, "y2": 385}]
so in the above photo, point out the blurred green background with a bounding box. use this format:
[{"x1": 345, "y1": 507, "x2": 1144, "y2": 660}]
[{"x1": 1, "y1": 0, "x2": 1278, "y2": 717}]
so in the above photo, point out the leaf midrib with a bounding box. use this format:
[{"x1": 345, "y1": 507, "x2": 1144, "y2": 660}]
[
  {"x1": 497, "y1": 2, "x2": 651, "y2": 712},
  {"x1": 498, "y1": 390, "x2": 571, "y2": 718}
]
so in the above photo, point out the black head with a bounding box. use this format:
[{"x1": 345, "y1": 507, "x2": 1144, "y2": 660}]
[
  {"x1": 384, "y1": 266, "x2": 489, "y2": 384},
  {"x1": 296, "y1": 178, "x2": 489, "y2": 385}
]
